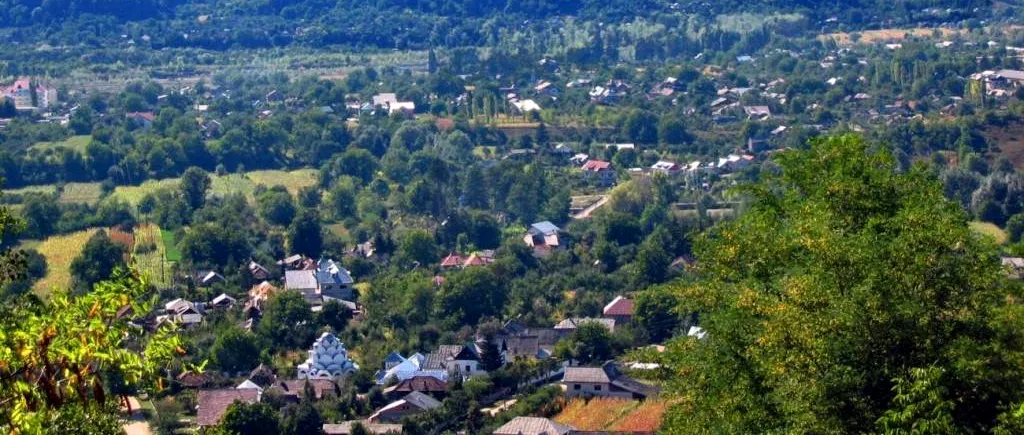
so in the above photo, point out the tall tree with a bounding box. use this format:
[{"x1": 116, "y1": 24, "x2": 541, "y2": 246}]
[
  {"x1": 70, "y1": 230, "x2": 126, "y2": 290},
  {"x1": 288, "y1": 208, "x2": 323, "y2": 258},
  {"x1": 658, "y1": 135, "x2": 1024, "y2": 433},
  {"x1": 180, "y1": 166, "x2": 212, "y2": 211},
  {"x1": 218, "y1": 402, "x2": 279, "y2": 435},
  {"x1": 211, "y1": 327, "x2": 261, "y2": 373}
]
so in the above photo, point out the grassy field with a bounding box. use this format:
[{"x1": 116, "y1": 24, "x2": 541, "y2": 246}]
[
  {"x1": 4, "y1": 182, "x2": 105, "y2": 204},
  {"x1": 970, "y1": 221, "x2": 1008, "y2": 244},
  {"x1": 554, "y1": 398, "x2": 665, "y2": 431},
  {"x1": 28, "y1": 228, "x2": 100, "y2": 297},
  {"x1": 133, "y1": 224, "x2": 172, "y2": 288},
  {"x1": 29, "y1": 135, "x2": 92, "y2": 153},
  {"x1": 110, "y1": 169, "x2": 319, "y2": 206},
  {"x1": 161, "y1": 228, "x2": 182, "y2": 262}
]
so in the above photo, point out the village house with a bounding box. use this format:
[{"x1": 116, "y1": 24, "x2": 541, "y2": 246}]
[
  {"x1": 371, "y1": 92, "x2": 415, "y2": 117},
  {"x1": 284, "y1": 258, "x2": 354, "y2": 303},
  {"x1": 196, "y1": 389, "x2": 260, "y2": 428},
  {"x1": 209, "y1": 293, "x2": 236, "y2": 309},
  {"x1": 422, "y1": 343, "x2": 487, "y2": 378},
  {"x1": 159, "y1": 298, "x2": 204, "y2": 326},
  {"x1": 562, "y1": 361, "x2": 659, "y2": 399},
  {"x1": 581, "y1": 159, "x2": 615, "y2": 186},
  {"x1": 2, "y1": 78, "x2": 58, "y2": 111},
  {"x1": 195, "y1": 270, "x2": 225, "y2": 287},
  {"x1": 126, "y1": 111, "x2": 156, "y2": 128},
  {"x1": 743, "y1": 105, "x2": 772, "y2": 120},
  {"x1": 382, "y1": 375, "x2": 448, "y2": 399},
  {"x1": 375, "y1": 352, "x2": 447, "y2": 385},
  {"x1": 494, "y1": 417, "x2": 575, "y2": 435},
  {"x1": 650, "y1": 160, "x2": 680, "y2": 176},
  {"x1": 248, "y1": 260, "x2": 270, "y2": 280},
  {"x1": 266, "y1": 379, "x2": 339, "y2": 402},
  {"x1": 368, "y1": 391, "x2": 442, "y2": 423},
  {"x1": 602, "y1": 296, "x2": 635, "y2": 324},
  {"x1": 512, "y1": 99, "x2": 542, "y2": 115},
  {"x1": 523, "y1": 221, "x2": 562, "y2": 255},
  {"x1": 297, "y1": 332, "x2": 359, "y2": 380}
]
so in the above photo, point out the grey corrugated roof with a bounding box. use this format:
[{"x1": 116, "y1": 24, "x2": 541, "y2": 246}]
[
  {"x1": 562, "y1": 367, "x2": 611, "y2": 384},
  {"x1": 402, "y1": 391, "x2": 442, "y2": 410},
  {"x1": 529, "y1": 221, "x2": 560, "y2": 235},
  {"x1": 494, "y1": 417, "x2": 575, "y2": 435},
  {"x1": 285, "y1": 270, "x2": 317, "y2": 290}
]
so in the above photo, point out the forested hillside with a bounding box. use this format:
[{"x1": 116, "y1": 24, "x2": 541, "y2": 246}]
[{"x1": 0, "y1": 0, "x2": 997, "y2": 50}]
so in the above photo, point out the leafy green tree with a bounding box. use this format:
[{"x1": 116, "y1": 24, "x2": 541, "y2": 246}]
[
  {"x1": 434, "y1": 267, "x2": 504, "y2": 325},
  {"x1": 478, "y1": 337, "x2": 504, "y2": 372},
  {"x1": 257, "y1": 291, "x2": 314, "y2": 350},
  {"x1": 288, "y1": 208, "x2": 323, "y2": 258},
  {"x1": 658, "y1": 135, "x2": 1024, "y2": 433},
  {"x1": 634, "y1": 287, "x2": 681, "y2": 343},
  {"x1": 218, "y1": 402, "x2": 279, "y2": 435},
  {"x1": 623, "y1": 109, "x2": 658, "y2": 144},
  {"x1": 70, "y1": 230, "x2": 126, "y2": 290},
  {"x1": 462, "y1": 165, "x2": 489, "y2": 209},
  {"x1": 257, "y1": 187, "x2": 297, "y2": 227},
  {"x1": 179, "y1": 166, "x2": 212, "y2": 211},
  {"x1": 21, "y1": 194, "x2": 60, "y2": 238},
  {"x1": 0, "y1": 272, "x2": 184, "y2": 433},
  {"x1": 280, "y1": 395, "x2": 323, "y2": 435},
  {"x1": 555, "y1": 322, "x2": 614, "y2": 365},
  {"x1": 1007, "y1": 213, "x2": 1024, "y2": 243},
  {"x1": 396, "y1": 229, "x2": 438, "y2": 267},
  {"x1": 179, "y1": 223, "x2": 251, "y2": 271},
  {"x1": 318, "y1": 299, "x2": 353, "y2": 333},
  {"x1": 658, "y1": 117, "x2": 690, "y2": 145},
  {"x1": 211, "y1": 327, "x2": 261, "y2": 373},
  {"x1": 328, "y1": 178, "x2": 357, "y2": 220}
]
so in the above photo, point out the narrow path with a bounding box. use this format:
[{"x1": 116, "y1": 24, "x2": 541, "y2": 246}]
[
  {"x1": 122, "y1": 396, "x2": 154, "y2": 435},
  {"x1": 572, "y1": 195, "x2": 609, "y2": 220}
]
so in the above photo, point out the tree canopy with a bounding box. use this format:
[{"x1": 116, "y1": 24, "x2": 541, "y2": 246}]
[{"x1": 658, "y1": 135, "x2": 1024, "y2": 433}]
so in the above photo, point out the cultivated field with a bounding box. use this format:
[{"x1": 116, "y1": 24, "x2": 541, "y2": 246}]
[
  {"x1": 5, "y1": 182, "x2": 105, "y2": 204},
  {"x1": 133, "y1": 224, "x2": 172, "y2": 288},
  {"x1": 554, "y1": 398, "x2": 665, "y2": 431},
  {"x1": 28, "y1": 228, "x2": 100, "y2": 297},
  {"x1": 29, "y1": 135, "x2": 92, "y2": 153},
  {"x1": 110, "y1": 169, "x2": 318, "y2": 205}
]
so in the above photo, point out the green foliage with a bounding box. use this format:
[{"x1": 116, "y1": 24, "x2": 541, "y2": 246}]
[
  {"x1": 554, "y1": 322, "x2": 614, "y2": 365},
  {"x1": 219, "y1": 402, "x2": 280, "y2": 435},
  {"x1": 257, "y1": 290, "x2": 314, "y2": 350},
  {"x1": 658, "y1": 135, "x2": 1024, "y2": 433},
  {"x1": 0, "y1": 271, "x2": 184, "y2": 433},
  {"x1": 434, "y1": 267, "x2": 504, "y2": 326},
  {"x1": 288, "y1": 208, "x2": 323, "y2": 258},
  {"x1": 69, "y1": 230, "x2": 126, "y2": 290},
  {"x1": 211, "y1": 326, "x2": 261, "y2": 373},
  {"x1": 180, "y1": 166, "x2": 212, "y2": 211},
  {"x1": 257, "y1": 186, "x2": 297, "y2": 227},
  {"x1": 396, "y1": 229, "x2": 438, "y2": 267}
]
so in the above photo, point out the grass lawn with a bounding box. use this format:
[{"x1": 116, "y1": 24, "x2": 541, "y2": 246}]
[
  {"x1": 28, "y1": 228, "x2": 100, "y2": 298},
  {"x1": 110, "y1": 169, "x2": 319, "y2": 206},
  {"x1": 30, "y1": 135, "x2": 92, "y2": 153},
  {"x1": 970, "y1": 221, "x2": 1008, "y2": 244},
  {"x1": 161, "y1": 228, "x2": 182, "y2": 262}
]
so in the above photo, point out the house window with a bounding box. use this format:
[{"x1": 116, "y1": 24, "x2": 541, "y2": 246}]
[
  {"x1": 466, "y1": 365, "x2": 472, "y2": 372},
  {"x1": 573, "y1": 384, "x2": 581, "y2": 390},
  {"x1": 595, "y1": 385, "x2": 602, "y2": 391}
]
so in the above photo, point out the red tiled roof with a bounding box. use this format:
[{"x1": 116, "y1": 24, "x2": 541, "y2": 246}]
[
  {"x1": 462, "y1": 253, "x2": 493, "y2": 267},
  {"x1": 581, "y1": 160, "x2": 612, "y2": 171},
  {"x1": 127, "y1": 111, "x2": 156, "y2": 122},
  {"x1": 603, "y1": 296, "x2": 634, "y2": 317},
  {"x1": 440, "y1": 252, "x2": 466, "y2": 268},
  {"x1": 196, "y1": 389, "x2": 259, "y2": 426}
]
